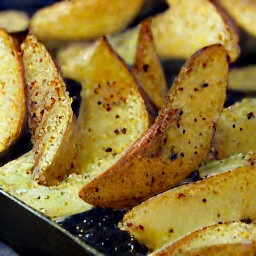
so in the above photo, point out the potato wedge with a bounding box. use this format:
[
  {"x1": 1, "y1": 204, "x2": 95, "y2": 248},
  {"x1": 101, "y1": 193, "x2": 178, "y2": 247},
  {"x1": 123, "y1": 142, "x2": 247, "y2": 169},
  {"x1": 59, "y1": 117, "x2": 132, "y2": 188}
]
[
  {"x1": 218, "y1": 0, "x2": 256, "y2": 37},
  {"x1": 228, "y1": 65, "x2": 256, "y2": 92},
  {"x1": 0, "y1": 10, "x2": 29, "y2": 33},
  {"x1": 133, "y1": 20, "x2": 167, "y2": 109},
  {"x1": 0, "y1": 29, "x2": 25, "y2": 154},
  {"x1": 121, "y1": 163, "x2": 256, "y2": 250},
  {"x1": 21, "y1": 35, "x2": 77, "y2": 186},
  {"x1": 30, "y1": 0, "x2": 145, "y2": 41},
  {"x1": 175, "y1": 243, "x2": 256, "y2": 256},
  {"x1": 76, "y1": 37, "x2": 150, "y2": 181},
  {"x1": 79, "y1": 44, "x2": 228, "y2": 209},
  {"x1": 0, "y1": 150, "x2": 92, "y2": 219},
  {"x1": 213, "y1": 98, "x2": 256, "y2": 159},
  {"x1": 198, "y1": 152, "x2": 255, "y2": 178},
  {"x1": 110, "y1": 0, "x2": 240, "y2": 63},
  {"x1": 151, "y1": 222, "x2": 256, "y2": 256}
]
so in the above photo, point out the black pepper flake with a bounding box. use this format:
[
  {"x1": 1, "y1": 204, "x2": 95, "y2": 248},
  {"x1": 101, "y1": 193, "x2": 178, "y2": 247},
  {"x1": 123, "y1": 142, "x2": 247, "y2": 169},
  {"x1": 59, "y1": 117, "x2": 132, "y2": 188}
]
[
  {"x1": 201, "y1": 82, "x2": 209, "y2": 88},
  {"x1": 194, "y1": 88, "x2": 199, "y2": 92},
  {"x1": 170, "y1": 153, "x2": 178, "y2": 161},
  {"x1": 247, "y1": 112, "x2": 254, "y2": 120},
  {"x1": 169, "y1": 228, "x2": 174, "y2": 233},
  {"x1": 232, "y1": 124, "x2": 236, "y2": 128},
  {"x1": 180, "y1": 152, "x2": 185, "y2": 157},
  {"x1": 115, "y1": 115, "x2": 120, "y2": 119},
  {"x1": 143, "y1": 64, "x2": 149, "y2": 72},
  {"x1": 121, "y1": 128, "x2": 127, "y2": 134},
  {"x1": 105, "y1": 147, "x2": 112, "y2": 152},
  {"x1": 97, "y1": 101, "x2": 101, "y2": 105},
  {"x1": 202, "y1": 198, "x2": 207, "y2": 203},
  {"x1": 240, "y1": 128, "x2": 243, "y2": 131},
  {"x1": 194, "y1": 118, "x2": 197, "y2": 122}
]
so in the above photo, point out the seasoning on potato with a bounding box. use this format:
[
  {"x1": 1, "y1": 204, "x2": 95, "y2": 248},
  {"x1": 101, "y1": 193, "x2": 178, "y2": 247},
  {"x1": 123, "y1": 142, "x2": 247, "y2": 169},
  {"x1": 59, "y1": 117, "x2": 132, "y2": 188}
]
[
  {"x1": 22, "y1": 35, "x2": 78, "y2": 186},
  {"x1": 79, "y1": 44, "x2": 228, "y2": 209},
  {"x1": 0, "y1": 29, "x2": 25, "y2": 154}
]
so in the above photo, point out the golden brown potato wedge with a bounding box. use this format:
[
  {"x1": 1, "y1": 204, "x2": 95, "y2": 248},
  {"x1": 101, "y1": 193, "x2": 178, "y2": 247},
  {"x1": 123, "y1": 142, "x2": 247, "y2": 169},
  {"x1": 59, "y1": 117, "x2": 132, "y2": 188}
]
[
  {"x1": 151, "y1": 222, "x2": 256, "y2": 255},
  {"x1": 228, "y1": 65, "x2": 256, "y2": 92},
  {"x1": 0, "y1": 29, "x2": 25, "y2": 153},
  {"x1": 133, "y1": 20, "x2": 167, "y2": 109},
  {"x1": 213, "y1": 98, "x2": 256, "y2": 159},
  {"x1": 79, "y1": 44, "x2": 228, "y2": 209},
  {"x1": 30, "y1": 0, "x2": 145, "y2": 41},
  {"x1": 76, "y1": 37, "x2": 151, "y2": 180},
  {"x1": 110, "y1": 0, "x2": 240, "y2": 63},
  {"x1": 21, "y1": 35, "x2": 77, "y2": 186},
  {"x1": 0, "y1": 11, "x2": 29, "y2": 33},
  {"x1": 120, "y1": 163, "x2": 256, "y2": 250},
  {"x1": 0, "y1": 150, "x2": 92, "y2": 219},
  {"x1": 218, "y1": 0, "x2": 256, "y2": 37}
]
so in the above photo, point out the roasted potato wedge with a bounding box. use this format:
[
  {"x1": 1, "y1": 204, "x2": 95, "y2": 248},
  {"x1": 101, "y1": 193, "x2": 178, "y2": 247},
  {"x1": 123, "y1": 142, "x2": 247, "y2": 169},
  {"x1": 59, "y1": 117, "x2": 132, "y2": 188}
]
[
  {"x1": 174, "y1": 243, "x2": 256, "y2": 256},
  {"x1": 219, "y1": 0, "x2": 256, "y2": 37},
  {"x1": 0, "y1": 29, "x2": 25, "y2": 154},
  {"x1": 0, "y1": 10, "x2": 29, "y2": 33},
  {"x1": 133, "y1": 20, "x2": 167, "y2": 109},
  {"x1": 79, "y1": 44, "x2": 228, "y2": 209},
  {"x1": 121, "y1": 163, "x2": 256, "y2": 250},
  {"x1": 213, "y1": 98, "x2": 256, "y2": 159},
  {"x1": 30, "y1": 0, "x2": 145, "y2": 41},
  {"x1": 21, "y1": 35, "x2": 77, "y2": 186},
  {"x1": 228, "y1": 65, "x2": 256, "y2": 92},
  {"x1": 77, "y1": 37, "x2": 150, "y2": 180},
  {"x1": 152, "y1": 222, "x2": 256, "y2": 256},
  {"x1": 198, "y1": 152, "x2": 255, "y2": 178},
  {"x1": 110, "y1": 0, "x2": 240, "y2": 63},
  {"x1": 0, "y1": 150, "x2": 92, "y2": 219}
]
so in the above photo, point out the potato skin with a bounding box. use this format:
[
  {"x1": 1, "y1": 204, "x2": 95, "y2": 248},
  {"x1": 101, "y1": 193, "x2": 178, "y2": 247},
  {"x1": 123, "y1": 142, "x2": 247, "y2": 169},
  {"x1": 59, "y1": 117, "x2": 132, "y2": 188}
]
[
  {"x1": 30, "y1": 0, "x2": 145, "y2": 41},
  {"x1": 79, "y1": 44, "x2": 228, "y2": 209}
]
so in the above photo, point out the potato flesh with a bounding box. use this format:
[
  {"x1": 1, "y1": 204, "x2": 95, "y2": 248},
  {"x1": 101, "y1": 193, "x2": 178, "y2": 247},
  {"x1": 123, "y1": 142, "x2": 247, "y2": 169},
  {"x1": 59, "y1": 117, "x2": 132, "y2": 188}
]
[
  {"x1": 79, "y1": 44, "x2": 228, "y2": 209},
  {"x1": 151, "y1": 222, "x2": 256, "y2": 255},
  {"x1": 110, "y1": 0, "x2": 240, "y2": 63},
  {"x1": 121, "y1": 164, "x2": 256, "y2": 250},
  {"x1": 214, "y1": 98, "x2": 256, "y2": 159},
  {"x1": 0, "y1": 30, "x2": 25, "y2": 153},
  {"x1": 77, "y1": 38, "x2": 150, "y2": 180},
  {"x1": 219, "y1": 0, "x2": 256, "y2": 37},
  {"x1": 30, "y1": 0, "x2": 145, "y2": 41},
  {"x1": 0, "y1": 151, "x2": 92, "y2": 219},
  {"x1": 22, "y1": 35, "x2": 77, "y2": 186},
  {"x1": 133, "y1": 21, "x2": 167, "y2": 109}
]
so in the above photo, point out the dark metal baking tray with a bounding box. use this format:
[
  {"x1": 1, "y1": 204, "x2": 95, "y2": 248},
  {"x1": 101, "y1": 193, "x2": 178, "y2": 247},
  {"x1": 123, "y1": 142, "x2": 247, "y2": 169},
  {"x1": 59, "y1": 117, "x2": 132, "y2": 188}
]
[{"x1": 0, "y1": 189, "x2": 102, "y2": 256}]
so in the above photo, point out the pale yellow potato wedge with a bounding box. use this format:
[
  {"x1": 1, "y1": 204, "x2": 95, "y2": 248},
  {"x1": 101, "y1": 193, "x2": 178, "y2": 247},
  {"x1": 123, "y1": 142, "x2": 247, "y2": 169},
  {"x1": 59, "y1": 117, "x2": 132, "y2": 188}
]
[
  {"x1": 0, "y1": 11, "x2": 29, "y2": 33},
  {"x1": 213, "y1": 98, "x2": 256, "y2": 159},
  {"x1": 133, "y1": 20, "x2": 167, "y2": 109},
  {"x1": 110, "y1": 0, "x2": 240, "y2": 64},
  {"x1": 228, "y1": 65, "x2": 256, "y2": 92},
  {"x1": 121, "y1": 163, "x2": 256, "y2": 250},
  {"x1": 21, "y1": 35, "x2": 77, "y2": 186},
  {"x1": 79, "y1": 44, "x2": 228, "y2": 209},
  {"x1": 176, "y1": 243, "x2": 256, "y2": 256},
  {"x1": 0, "y1": 150, "x2": 92, "y2": 219},
  {"x1": 198, "y1": 152, "x2": 255, "y2": 178},
  {"x1": 30, "y1": 0, "x2": 145, "y2": 41},
  {"x1": 219, "y1": 0, "x2": 256, "y2": 37},
  {"x1": 76, "y1": 37, "x2": 150, "y2": 181},
  {"x1": 0, "y1": 29, "x2": 25, "y2": 153},
  {"x1": 151, "y1": 222, "x2": 256, "y2": 255}
]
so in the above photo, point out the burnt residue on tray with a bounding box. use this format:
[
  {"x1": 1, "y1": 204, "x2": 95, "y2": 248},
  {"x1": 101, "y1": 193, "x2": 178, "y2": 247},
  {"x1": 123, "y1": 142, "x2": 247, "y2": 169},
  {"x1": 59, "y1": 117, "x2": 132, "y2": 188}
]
[{"x1": 60, "y1": 208, "x2": 148, "y2": 256}]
